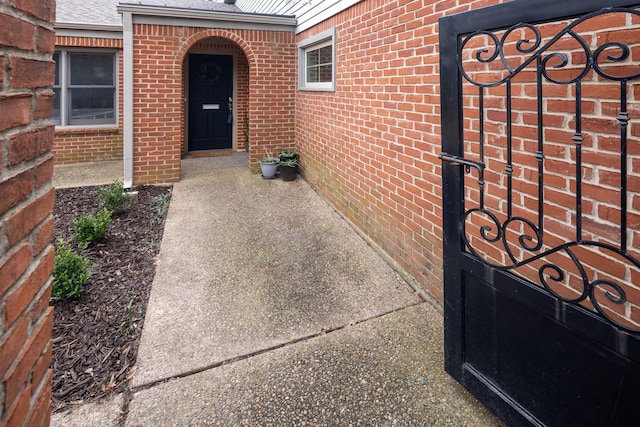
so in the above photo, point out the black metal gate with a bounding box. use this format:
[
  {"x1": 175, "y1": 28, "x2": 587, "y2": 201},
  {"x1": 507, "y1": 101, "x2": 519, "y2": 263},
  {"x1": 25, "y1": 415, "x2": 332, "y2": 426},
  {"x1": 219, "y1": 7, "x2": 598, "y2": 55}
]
[{"x1": 440, "y1": 1, "x2": 640, "y2": 425}]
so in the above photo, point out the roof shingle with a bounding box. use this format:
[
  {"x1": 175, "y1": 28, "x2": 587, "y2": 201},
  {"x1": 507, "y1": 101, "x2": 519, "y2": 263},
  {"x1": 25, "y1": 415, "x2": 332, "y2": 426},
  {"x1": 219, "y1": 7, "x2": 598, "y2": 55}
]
[
  {"x1": 121, "y1": 0, "x2": 241, "y2": 12},
  {"x1": 56, "y1": 0, "x2": 241, "y2": 27},
  {"x1": 56, "y1": 0, "x2": 122, "y2": 26}
]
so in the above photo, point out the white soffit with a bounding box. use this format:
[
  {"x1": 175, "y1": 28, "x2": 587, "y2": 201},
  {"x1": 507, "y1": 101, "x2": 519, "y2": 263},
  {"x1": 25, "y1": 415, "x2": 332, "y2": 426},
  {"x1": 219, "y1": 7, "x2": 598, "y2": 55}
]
[
  {"x1": 295, "y1": 0, "x2": 362, "y2": 33},
  {"x1": 236, "y1": 0, "x2": 363, "y2": 34}
]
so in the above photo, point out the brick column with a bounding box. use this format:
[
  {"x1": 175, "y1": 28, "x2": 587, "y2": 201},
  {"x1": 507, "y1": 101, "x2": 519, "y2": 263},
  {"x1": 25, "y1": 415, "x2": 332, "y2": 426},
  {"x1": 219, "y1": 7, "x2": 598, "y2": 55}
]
[{"x1": 0, "y1": 1, "x2": 56, "y2": 426}]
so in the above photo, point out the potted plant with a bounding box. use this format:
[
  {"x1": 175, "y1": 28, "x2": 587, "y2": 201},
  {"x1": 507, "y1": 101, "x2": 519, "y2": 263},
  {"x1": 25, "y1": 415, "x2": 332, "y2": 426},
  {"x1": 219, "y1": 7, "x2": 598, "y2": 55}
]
[
  {"x1": 279, "y1": 158, "x2": 298, "y2": 181},
  {"x1": 278, "y1": 150, "x2": 297, "y2": 163},
  {"x1": 259, "y1": 151, "x2": 279, "y2": 179}
]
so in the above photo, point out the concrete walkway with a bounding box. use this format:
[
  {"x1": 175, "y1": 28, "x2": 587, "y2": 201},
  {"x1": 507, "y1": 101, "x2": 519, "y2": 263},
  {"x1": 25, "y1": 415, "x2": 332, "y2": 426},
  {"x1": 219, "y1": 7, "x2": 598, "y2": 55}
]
[{"x1": 51, "y1": 154, "x2": 500, "y2": 426}]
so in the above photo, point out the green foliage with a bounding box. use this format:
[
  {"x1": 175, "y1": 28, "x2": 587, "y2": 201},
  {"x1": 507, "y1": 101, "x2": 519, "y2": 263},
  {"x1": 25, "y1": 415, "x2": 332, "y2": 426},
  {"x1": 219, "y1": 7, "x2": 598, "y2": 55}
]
[
  {"x1": 73, "y1": 208, "x2": 112, "y2": 247},
  {"x1": 278, "y1": 150, "x2": 297, "y2": 158},
  {"x1": 279, "y1": 158, "x2": 299, "y2": 167},
  {"x1": 117, "y1": 299, "x2": 136, "y2": 336},
  {"x1": 152, "y1": 192, "x2": 171, "y2": 219},
  {"x1": 53, "y1": 239, "x2": 90, "y2": 300},
  {"x1": 99, "y1": 180, "x2": 131, "y2": 213}
]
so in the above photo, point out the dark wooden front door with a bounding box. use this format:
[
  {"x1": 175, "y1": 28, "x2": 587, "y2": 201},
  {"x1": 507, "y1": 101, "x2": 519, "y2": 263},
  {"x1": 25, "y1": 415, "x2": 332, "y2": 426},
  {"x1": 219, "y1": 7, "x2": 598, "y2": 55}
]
[
  {"x1": 188, "y1": 54, "x2": 233, "y2": 151},
  {"x1": 439, "y1": 1, "x2": 640, "y2": 425}
]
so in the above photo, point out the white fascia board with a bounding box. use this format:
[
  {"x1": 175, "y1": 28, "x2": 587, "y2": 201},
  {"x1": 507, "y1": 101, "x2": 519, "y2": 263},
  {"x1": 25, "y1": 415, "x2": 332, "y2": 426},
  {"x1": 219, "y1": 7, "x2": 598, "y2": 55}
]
[
  {"x1": 295, "y1": 0, "x2": 362, "y2": 34},
  {"x1": 131, "y1": 15, "x2": 295, "y2": 32},
  {"x1": 117, "y1": 4, "x2": 296, "y2": 30},
  {"x1": 55, "y1": 23, "x2": 123, "y2": 39}
]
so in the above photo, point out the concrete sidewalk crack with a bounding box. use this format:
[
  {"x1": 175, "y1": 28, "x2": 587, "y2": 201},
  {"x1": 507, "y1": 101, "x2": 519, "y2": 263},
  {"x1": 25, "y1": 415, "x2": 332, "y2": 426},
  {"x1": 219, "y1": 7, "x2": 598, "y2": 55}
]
[{"x1": 129, "y1": 301, "x2": 428, "y2": 396}]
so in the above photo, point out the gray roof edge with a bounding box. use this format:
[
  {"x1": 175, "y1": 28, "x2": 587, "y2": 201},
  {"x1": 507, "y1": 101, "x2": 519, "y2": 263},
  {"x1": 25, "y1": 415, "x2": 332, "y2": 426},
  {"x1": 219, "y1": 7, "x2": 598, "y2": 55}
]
[
  {"x1": 55, "y1": 22, "x2": 124, "y2": 32},
  {"x1": 117, "y1": 4, "x2": 297, "y2": 27}
]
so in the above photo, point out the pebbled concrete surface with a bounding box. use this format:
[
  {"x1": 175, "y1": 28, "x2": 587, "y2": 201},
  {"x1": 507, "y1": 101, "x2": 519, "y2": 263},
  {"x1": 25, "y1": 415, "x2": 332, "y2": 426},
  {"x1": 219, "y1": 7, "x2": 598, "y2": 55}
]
[
  {"x1": 126, "y1": 304, "x2": 498, "y2": 426},
  {"x1": 132, "y1": 155, "x2": 423, "y2": 387},
  {"x1": 53, "y1": 159, "x2": 123, "y2": 189},
  {"x1": 51, "y1": 393, "x2": 125, "y2": 426},
  {"x1": 51, "y1": 153, "x2": 501, "y2": 426}
]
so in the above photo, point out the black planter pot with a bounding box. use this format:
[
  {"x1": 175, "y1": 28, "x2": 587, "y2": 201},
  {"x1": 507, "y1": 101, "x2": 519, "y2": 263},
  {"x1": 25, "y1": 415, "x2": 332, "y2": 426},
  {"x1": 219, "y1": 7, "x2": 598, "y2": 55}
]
[
  {"x1": 278, "y1": 153, "x2": 297, "y2": 163},
  {"x1": 280, "y1": 165, "x2": 298, "y2": 181}
]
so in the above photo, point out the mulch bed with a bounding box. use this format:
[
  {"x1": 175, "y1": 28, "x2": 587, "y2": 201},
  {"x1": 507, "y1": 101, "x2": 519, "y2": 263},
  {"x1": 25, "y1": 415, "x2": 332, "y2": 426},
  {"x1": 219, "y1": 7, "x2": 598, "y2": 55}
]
[{"x1": 51, "y1": 184, "x2": 172, "y2": 412}]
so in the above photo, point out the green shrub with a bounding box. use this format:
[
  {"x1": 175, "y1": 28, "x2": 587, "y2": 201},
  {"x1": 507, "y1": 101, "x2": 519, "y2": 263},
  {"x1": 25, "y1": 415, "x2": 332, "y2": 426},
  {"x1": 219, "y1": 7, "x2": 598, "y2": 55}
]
[
  {"x1": 99, "y1": 180, "x2": 131, "y2": 213},
  {"x1": 73, "y1": 208, "x2": 112, "y2": 247},
  {"x1": 53, "y1": 239, "x2": 90, "y2": 300},
  {"x1": 152, "y1": 192, "x2": 171, "y2": 219}
]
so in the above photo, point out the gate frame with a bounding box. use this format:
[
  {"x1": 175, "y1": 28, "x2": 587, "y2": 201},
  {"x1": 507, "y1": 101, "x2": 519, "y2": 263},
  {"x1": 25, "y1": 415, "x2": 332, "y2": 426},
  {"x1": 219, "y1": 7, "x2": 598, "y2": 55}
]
[{"x1": 440, "y1": 0, "x2": 640, "y2": 424}]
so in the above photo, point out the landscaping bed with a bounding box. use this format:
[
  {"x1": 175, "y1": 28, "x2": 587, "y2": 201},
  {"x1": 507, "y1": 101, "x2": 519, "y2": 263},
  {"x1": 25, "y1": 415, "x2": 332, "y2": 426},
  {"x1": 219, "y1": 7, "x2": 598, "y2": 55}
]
[{"x1": 51, "y1": 184, "x2": 171, "y2": 412}]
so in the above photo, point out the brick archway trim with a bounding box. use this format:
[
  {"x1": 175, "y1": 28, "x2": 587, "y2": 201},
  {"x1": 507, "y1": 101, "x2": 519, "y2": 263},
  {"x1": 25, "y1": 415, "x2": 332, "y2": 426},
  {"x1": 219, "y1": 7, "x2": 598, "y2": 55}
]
[{"x1": 175, "y1": 29, "x2": 257, "y2": 71}]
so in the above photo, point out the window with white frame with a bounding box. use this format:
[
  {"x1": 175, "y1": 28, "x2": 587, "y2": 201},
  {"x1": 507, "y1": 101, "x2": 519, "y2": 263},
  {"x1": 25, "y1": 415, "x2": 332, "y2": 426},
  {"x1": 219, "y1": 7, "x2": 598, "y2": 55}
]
[
  {"x1": 53, "y1": 51, "x2": 117, "y2": 126},
  {"x1": 299, "y1": 28, "x2": 335, "y2": 91}
]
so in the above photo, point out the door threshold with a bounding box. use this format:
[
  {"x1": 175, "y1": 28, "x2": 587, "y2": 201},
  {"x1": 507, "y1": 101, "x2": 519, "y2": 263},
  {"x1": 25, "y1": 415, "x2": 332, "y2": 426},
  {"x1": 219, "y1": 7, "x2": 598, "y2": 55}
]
[{"x1": 187, "y1": 149, "x2": 233, "y2": 159}]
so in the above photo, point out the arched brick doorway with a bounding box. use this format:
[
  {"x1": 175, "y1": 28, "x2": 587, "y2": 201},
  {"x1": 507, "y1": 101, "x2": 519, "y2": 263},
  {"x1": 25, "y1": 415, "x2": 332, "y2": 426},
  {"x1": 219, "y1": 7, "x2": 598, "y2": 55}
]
[
  {"x1": 120, "y1": 4, "x2": 297, "y2": 185},
  {"x1": 179, "y1": 35, "x2": 251, "y2": 157}
]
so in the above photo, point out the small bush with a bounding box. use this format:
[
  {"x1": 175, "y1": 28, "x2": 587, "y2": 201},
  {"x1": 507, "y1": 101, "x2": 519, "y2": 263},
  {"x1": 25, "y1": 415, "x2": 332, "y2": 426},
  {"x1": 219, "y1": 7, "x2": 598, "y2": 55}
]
[
  {"x1": 152, "y1": 192, "x2": 171, "y2": 219},
  {"x1": 53, "y1": 239, "x2": 90, "y2": 300},
  {"x1": 99, "y1": 180, "x2": 131, "y2": 213},
  {"x1": 73, "y1": 208, "x2": 112, "y2": 247}
]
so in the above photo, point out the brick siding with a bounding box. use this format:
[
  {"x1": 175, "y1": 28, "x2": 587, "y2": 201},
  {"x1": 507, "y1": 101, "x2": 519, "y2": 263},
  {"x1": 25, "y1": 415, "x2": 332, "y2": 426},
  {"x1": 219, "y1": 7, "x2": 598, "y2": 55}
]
[
  {"x1": 53, "y1": 127, "x2": 123, "y2": 164},
  {"x1": 296, "y1": 0, "x2": 640, "y2": 316},
  {"x1": 53, "y1": 25, "x2": 296, "y2": 183},
  {"x1": 1, "y1": 0, "x2": 55, "y2": 425},
  {"x1": 295, "y1": 0, "x2": 511, "y2": 300},
  {"x1": 133, "y1": 26, "x2": 296, "y2": 184}
]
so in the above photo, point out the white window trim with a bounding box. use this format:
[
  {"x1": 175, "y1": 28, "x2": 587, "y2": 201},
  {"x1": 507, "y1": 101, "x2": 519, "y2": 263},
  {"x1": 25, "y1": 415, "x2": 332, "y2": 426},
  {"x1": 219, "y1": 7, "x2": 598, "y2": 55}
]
[
  {"x1": 298, "y1": 28, "x2": 336, "y2": 92},
  {"x1": 54, "y1": 49, "x2": 119, "y2": 128}
]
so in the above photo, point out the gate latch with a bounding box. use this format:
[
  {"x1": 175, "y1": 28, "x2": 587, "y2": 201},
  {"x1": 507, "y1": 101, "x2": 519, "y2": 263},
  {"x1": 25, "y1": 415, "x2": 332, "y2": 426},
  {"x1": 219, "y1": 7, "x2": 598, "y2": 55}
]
[{"x1": 438, "y1": 153, "x2": 485, "y2": 174}]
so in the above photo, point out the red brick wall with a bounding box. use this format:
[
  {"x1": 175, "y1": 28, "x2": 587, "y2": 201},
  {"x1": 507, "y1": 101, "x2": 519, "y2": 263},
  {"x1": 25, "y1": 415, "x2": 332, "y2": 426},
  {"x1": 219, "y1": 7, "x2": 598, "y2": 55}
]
[
  {"x1": 295, "y1": 0, "x2": 510, "y2": 301},
  {"x1": 53, "y1": 36, "x2": 124, "y2": 164},
  {"x1": 133, "y1": 26, "x2": 296, "y2": 184},
  {"x1": 0, "y1": 1, "x2": 56, "y2": 426},
  {"x1": 237, "y1": 50, "x2": 250, "y2": 152},
  {"x1": 296, "y1": 0, "x2": 640, "y2": 313},
  {"x1": 53, "y1": 127, "x2": 123, "y2": 163}
]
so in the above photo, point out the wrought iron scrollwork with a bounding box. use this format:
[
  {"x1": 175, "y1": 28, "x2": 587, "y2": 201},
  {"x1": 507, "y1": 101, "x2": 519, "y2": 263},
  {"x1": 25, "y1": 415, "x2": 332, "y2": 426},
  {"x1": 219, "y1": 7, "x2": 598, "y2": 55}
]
[
  {"x1": 460, "y1": 7, "x2": 640, "y2": 87},
  {"x1": 455, "y1": 6, "x2": 640, "y2": 334},
  {"x1": 462, "y1": 206, "x2": 640, "y2": 334}
]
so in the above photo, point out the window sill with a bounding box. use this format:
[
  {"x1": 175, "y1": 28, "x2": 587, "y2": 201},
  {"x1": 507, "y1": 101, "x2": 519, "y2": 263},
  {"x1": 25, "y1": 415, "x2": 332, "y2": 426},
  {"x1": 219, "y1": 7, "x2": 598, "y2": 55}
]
[
  {"x1": 55, "y1": 125, "x2": 120, "y2": 135},
  {"x1": 299, "y1": 86, "x2": 335, "y2": 92}
]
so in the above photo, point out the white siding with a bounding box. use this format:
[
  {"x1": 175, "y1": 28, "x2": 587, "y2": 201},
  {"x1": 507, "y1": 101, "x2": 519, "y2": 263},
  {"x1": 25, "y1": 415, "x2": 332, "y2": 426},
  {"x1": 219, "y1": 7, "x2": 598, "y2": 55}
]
[{"x1": 236, "y1": 0, "x2": 362, "y2": 33}]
